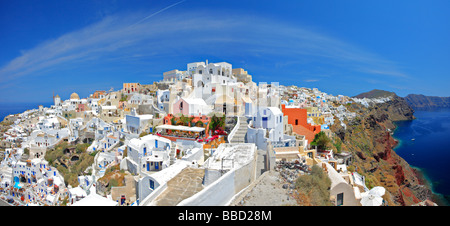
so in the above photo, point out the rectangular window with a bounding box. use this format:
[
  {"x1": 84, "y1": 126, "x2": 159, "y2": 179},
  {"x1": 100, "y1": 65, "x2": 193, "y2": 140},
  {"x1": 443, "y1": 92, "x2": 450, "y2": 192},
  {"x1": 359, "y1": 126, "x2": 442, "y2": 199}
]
[
  {"x1": 337, "y1": 193, "x2": 344, "y2": 206},
  {"x1": 150, "y1": 180, "x2": 154, "y2": 190}
]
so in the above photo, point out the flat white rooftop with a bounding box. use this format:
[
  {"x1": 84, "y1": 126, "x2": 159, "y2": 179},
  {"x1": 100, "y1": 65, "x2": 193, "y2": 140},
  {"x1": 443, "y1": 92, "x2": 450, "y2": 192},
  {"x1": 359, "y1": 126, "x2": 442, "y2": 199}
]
[{"x1": 205, "y1": 143, "x2": 256, "y2": 170}]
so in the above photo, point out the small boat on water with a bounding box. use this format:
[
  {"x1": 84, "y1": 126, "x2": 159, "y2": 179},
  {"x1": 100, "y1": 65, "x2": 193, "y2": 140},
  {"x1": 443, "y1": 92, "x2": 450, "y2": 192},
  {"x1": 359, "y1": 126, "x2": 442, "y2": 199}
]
[{"x1": 411, "y1": 138, "x2": 415, "y2": 141}]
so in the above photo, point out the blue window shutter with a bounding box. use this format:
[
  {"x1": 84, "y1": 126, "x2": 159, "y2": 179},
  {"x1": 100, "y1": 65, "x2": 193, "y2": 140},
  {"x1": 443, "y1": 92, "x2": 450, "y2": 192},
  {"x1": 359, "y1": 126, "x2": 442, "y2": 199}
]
[{"x1": 150, "y1": 180, "x2": 154, "y2": 189}]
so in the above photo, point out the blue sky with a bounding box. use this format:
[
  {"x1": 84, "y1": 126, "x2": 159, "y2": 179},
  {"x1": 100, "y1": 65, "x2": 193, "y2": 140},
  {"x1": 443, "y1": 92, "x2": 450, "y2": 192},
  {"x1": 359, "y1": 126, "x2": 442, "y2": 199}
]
[{"x1": 0, "y1": 0, "x2": 449, "y2": 103}]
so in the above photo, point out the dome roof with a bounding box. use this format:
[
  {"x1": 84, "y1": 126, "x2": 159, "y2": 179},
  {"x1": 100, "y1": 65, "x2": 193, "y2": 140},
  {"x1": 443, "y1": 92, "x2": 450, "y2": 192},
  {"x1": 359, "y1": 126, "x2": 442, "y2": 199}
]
[{"x1": 70, "y1": 92, "x2": 80, "y2": 100}]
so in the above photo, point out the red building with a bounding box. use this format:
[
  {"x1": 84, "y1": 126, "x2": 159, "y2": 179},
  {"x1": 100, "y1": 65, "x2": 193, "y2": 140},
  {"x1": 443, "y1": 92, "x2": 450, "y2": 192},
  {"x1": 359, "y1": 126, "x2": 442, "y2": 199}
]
[{"x1": 281, "y1": 104, "x2": 321, "y2": 144}]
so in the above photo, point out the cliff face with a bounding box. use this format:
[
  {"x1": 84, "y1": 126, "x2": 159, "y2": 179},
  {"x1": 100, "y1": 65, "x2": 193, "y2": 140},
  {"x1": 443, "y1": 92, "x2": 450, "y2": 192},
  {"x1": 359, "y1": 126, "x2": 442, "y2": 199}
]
[
  {"x1": 331, "y1": 95, "x2": 432, "y2": 206},
  {"x1": 404, "y1": 94, "x2": 450, "y2": 109}
]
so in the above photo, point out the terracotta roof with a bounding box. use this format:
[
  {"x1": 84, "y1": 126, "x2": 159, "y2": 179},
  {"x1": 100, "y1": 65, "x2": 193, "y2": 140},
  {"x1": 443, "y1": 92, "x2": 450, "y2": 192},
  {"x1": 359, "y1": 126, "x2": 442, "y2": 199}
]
[{"x1": 292, "y1": 125, "x2": 316, "y2": 145}]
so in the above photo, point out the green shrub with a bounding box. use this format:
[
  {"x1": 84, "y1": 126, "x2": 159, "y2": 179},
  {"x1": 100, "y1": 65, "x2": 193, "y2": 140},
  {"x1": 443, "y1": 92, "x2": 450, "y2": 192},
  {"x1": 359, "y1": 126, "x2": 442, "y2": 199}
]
[
  {"x1": 75, "y1": 143, "x2": 90, "y2": 153},
  {"x1": 347, "y1": 165, "x2": 355, "y2": 172},
  {"x1": 310, "y1": 131, "x2": 331, "y2": 151},
  {"x1": 333, "y1": 138, "x2": 342, "y2": 153},
  {"x1": 109, "y1": 178, "x2": 119, "y2": 188},
  {"x1": 295, "y1": 165, "x2": 332, "y2": 206}
]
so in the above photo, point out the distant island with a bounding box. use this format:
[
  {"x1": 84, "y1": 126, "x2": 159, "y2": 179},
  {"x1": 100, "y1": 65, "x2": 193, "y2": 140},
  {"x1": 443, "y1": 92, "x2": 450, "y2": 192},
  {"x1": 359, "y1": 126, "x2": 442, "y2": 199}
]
[
  {"x1": 353, "y1": 89, "x2": 397, "y2": 99},
  {"x1": 354, "y1": 89, "x2": 450, "y2": 110},
  {"x1": 403, "y1": 94, "x2": 450, "y2": 110}
]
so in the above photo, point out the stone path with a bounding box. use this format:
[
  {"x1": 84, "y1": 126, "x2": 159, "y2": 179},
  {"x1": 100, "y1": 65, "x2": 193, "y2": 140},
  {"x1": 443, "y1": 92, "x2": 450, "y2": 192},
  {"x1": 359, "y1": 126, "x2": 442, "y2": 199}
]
[
  {"x1": 230, "y1": 116, "x2": 248, "y2": 144},
  {"x1": 152, "y1": 167, "x2": 205, "y2": 206},
  {"x1": 232, "y1": 170, "x2": 298, "y2": 206}
]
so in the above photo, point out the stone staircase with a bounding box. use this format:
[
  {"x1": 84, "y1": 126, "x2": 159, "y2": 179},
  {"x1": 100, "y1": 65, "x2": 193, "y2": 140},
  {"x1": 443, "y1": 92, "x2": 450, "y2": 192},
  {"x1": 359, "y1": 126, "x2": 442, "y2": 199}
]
[{"x1": 229, "y1": 116, "x2": 248, "y2": 144}]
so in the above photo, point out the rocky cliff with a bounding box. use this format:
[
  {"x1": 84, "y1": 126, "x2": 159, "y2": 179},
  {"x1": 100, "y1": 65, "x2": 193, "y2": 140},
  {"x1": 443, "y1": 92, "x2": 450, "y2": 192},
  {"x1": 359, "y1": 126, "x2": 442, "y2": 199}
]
[
  {"x1": 404, "y1": 94, "x2": 450, "y2": 110},
  {"x1": 331, "y1": 95, "x2": 433, "y2": 206}
]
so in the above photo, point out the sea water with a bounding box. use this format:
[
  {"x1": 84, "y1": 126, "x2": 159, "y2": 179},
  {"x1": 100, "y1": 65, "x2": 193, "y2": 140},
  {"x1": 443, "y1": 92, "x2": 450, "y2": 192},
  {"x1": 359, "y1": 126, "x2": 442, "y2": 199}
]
[
  {"x1": 393, "y1": 108, "x2": 450, "y2": 206},
  {"x1": 0, "y1": 102, "x2": 53, "y2": 121}
]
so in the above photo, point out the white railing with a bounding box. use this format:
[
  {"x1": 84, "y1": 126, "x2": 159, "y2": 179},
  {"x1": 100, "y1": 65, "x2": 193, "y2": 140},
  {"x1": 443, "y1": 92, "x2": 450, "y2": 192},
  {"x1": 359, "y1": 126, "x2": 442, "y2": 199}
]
[
  {"x1": 270, "y1": 140, "x2": 297, "y2": 148},
  {"x1": 227, "y1": 116, "x2": 240, "y2": 143}
]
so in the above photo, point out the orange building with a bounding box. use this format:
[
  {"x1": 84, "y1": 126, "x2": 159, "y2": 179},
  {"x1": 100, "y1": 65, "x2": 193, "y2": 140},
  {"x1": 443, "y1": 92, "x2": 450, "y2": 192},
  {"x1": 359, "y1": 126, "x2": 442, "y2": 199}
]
[
  {"x1": 123, "y1": 83, "x2": 141, "y2": 94},
  {"x1": 281, "y1": 104, "x2": 321, "y2": 144},
  {"x1": 118, "y1": 101, "x2": 127, "y2": 110},
  {"x1": 203, "y1": 136, "x2": 226, "y2": 149},
  {"x1": 92, "y1": 90, "x2": 106, "y2": 99}
]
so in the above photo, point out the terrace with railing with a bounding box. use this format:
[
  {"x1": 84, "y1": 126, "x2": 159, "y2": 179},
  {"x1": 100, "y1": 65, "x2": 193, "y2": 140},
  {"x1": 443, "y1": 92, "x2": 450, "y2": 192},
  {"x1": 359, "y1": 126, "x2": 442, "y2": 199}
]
[{"x1": 270, "y1": 139, "x2": 297, "y2": 148}]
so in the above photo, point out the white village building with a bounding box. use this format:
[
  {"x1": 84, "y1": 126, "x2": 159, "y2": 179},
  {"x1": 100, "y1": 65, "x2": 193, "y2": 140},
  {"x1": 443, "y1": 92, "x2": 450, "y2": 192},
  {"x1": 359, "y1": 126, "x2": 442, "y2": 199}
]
[{"x1": 124, "y1": 134, "x2": 173, "y2": 175}]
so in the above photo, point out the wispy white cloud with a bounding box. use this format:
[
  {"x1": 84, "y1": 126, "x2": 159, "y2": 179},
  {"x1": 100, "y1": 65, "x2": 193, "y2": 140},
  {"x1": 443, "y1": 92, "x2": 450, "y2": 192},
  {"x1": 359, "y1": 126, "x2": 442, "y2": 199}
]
[
  {"x1": 130, "y1": 0, "x2": 186, "y2": 27},
  {"x1": 0, "y1": 7, "x2": 410, "y2": 86},
  {"x1": 359, "y1": 68, "x2": 410, "y2": 78}
]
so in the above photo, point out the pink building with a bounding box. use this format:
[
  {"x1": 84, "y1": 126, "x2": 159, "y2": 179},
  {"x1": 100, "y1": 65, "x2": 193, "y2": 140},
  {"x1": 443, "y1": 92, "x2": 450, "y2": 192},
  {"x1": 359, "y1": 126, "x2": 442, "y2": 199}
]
[
  {"x1": 173, "y1": 98, "x2": 189, "y2": 116},
  {"x1": 77, "y1": 103, "x2": 86, "y2": 112},
  {"x1": 172, "y1": 97, "x2": 211, "y2": 116}
]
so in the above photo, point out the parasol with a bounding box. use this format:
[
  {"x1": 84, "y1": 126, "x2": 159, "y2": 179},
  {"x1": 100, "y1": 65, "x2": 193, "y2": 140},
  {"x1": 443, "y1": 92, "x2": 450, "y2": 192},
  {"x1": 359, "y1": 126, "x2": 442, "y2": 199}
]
[
  {"x1": 360, "y1": 194, "x2": 383, "y2": 206},
  {"x1": 369, "y1": 186, "x2": 386, "y2": 197}
]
